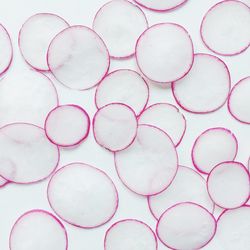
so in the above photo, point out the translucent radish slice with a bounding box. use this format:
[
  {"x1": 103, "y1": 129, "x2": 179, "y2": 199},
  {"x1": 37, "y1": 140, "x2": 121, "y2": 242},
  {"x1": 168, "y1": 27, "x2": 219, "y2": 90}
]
[
  {"x1": 0, "y1": 175, "x2": 9, "y2": 187},
  {"x1": 172, "y1": 53, "x2": 231, "y2": 114},
  {"x1": 104, "y1": 219, "x2": 157, "y2": 250},
  {"x1": 93, "y1": 103, "x2": 137, "y2": 152},
  {"x1": 19, "y1": 13, "x2": 69, "y2": 71},
  {"x1": 138, "y1": 103, "x2": 186, "y2": 146},
  {"x1": 156, "y1": 202, "x2": 216, "y2": 250},
  {"x1": 93, "y1": 0, "x2": 148, "y2": 59},
  {"x1": 135, "y1": 23, "x2": 194, "y2": 83},
  {"x1": 200, "y1": 0, "x2": 250, "y2": 56},
  {"x1": 95, "y1": 69, "x2": 149, "y2": 115},
  {"x1": 115, "y1": 124, "x2": 178, "y2": 196},
  {"x1": 0, "y1": 123, "x2": 59, "y2": 184},
  {"x1": 9, "y1": 210, "x2": 68, "y2": 250},
  {"x1": 47, "y1": 25, "x2": 110, "y2": 90},
  {"x1": 47, "y1": 162, "x2": 118, "y2": 228}
]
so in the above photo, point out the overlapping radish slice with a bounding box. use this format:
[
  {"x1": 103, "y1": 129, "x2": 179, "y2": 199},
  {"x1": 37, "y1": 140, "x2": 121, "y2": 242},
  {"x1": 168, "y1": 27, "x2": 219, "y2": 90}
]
[
  {"x1": 47, "y1": 25, "x2": 110, "y2": 90},
  {"x1": 115, "y1": 124, "x2": 178, "y2": 196},
  {"x1": 172, "y1": 53, "x2": 231, "y2": 113},
  {"x1": 47, "y1": 162, "x2": 118, "y2": 228},
  {"x1": 0, "y1": 175, "x2": 8, "y2": 187},
  {"x1": 200, "y1": 0, "x2": 250, "y2": 56},
  {"x1": 9, "y1": 210, "x2": 68, "y2": 250}
]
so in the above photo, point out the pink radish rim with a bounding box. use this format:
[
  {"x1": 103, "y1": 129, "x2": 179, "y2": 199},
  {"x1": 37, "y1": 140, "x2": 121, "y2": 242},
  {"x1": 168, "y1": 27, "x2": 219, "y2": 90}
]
[{"x1": 0, "y1": 174, "x2": 10, "y2": 188}]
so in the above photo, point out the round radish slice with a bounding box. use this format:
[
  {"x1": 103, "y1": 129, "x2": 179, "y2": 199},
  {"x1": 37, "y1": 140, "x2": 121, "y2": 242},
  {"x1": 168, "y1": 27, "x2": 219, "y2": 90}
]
[
  {"x1": 156, "y1": 202, "x2": 216, "y2": 250},
  {"x1": 200, "y1": 0, "x2": 250, "y2": 56},
  {"x1": 0, "y1": 123, "x2": 59, "y2": 184},
  {"x1": 93, "y1": 0, "x2": 148, "y2": 59},
  {"x1": 104, "y1": 219, "x2": 157, "y2": 250},
  {"x1": 192, "y1": 127, "x2": 238, "y2": 174},
  {"x1": 93, "y1": 103, "x2": 137, "y2": 152},
  {"x1": 172, "y1": 53, "x2": 230, "y2": 113},
  {"x1": 138, "y1": 103, "x2": 186, "y2": 146},
  {"x1": 47, "y1": 162, "x2": 118, "y2": 228},
  {"x1": 0, "y1": 175, "x2": 8, "y2": 187},
  {"x1": 95, "y1": 69, "x2": 149, "y2": 115},
  {"x1": 47, "y1": 25, "x2": 110, "y2": 90},
  {"x1": 19, "y1": 13, "x2": 69, "y2": 71},
  {"x1": 135, "y1": 23, "x2": 194, "y2": 83},
  {"x1": 115, "y1": 124, "x2": 178, "y2": 196},
  {"x1": 9, "y1": 210, "x2": 68, "y2": 250}
]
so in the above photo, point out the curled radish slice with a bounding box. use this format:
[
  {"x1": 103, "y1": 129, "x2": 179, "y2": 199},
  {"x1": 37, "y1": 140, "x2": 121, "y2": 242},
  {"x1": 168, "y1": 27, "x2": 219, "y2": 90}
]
[
  {"x1": 93, "y1": 0, "x2": 148, "y2": 59},
  {"x1": 0, "y1": 175, "x2": 8, "y2": 187},
  {"x1": 136, "y1": 23, "x2": 194, "y2": 83},
  {"x1": 115, "y1": 124, "x2": 178, "y2": 196},
  {"x1": 9, "y1": 210, "x2": 68, "y2": 250},
  {"x1": 201, "y1": 0, "x2": 250, "y2": 56},
  {"x1": 47, "y1": 25, "x2": 110, "y2": 90},
  {"x1": 172, "y1": 53, "x2": 230, "y2": 113},
  {"x1": 47, "y1": 163, "x2": 118, "y2": 228}
]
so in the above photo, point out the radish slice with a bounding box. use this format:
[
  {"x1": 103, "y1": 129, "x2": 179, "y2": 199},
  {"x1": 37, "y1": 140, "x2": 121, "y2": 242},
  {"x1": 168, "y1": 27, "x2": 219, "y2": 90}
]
[
  {"x1": 47, "y1": 162, "x2": 118, "y2": 228},
  {"x1": 0, "y1": 175, "x2": 8, "y2": 187},
  {"x1": 93, "y1": 103, "x2": 137, "y2": 152},
  {"x1": 138, "y1": 103, "x2": 186, "y2": 146},
  {"x1": 192, "y1": 127, "x2": 238, "y2": 174},
  {"x1": 115, "y1": 124, "x2": 178, "y2": 196},
  {"x1": 9, "y1": 210, "x2": 68, "y2": 250},
  {"x1": 0, "y1": 123, "x2": 59, "y2": 184},
  {"x1": 172, "y1": 53, "x2": 230, "y2": 114},
  {"x1": 47, "y1": 25, "x2": 110, "y2": 90},
  {"x1": 19, "y1": 13, "x2": 69, "y2": 71},
  {"x1": 200, "y1": 0, "x2": 250, "y2": 56},
  {"x1": 156, "y1": 202, "x2": 216, "y2": 250},
  {"x1": 135, "y1": 23, "x2": 194, "y2": 83},
  {"x1": 45, "y1": 104, "x2": 90, "y2": 147},
  {"x1": 93, "y1": 0, "x2": 148, "y2": 59},
  {"x1": 95, "y1": 69, "x2": 149, "y2": 115},
  {"x1": 104, "y1": 219, "x2": 157, "y2": 250}
]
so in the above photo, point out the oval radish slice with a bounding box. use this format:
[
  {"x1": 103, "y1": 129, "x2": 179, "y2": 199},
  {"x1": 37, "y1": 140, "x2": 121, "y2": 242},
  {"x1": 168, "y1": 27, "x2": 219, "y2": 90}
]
[
  {"x1": 135, "y1": 23, "x2": 194, "y2": 83},
  {"x1": 200, "y1": 0, "x2": 250, "y2": 56},
  {"x1": 47, "y1": 25, "x2": 110, "y2": 90},
  {"x1": 0, "y1": 175, "x2": 9, "y2": 187},
  {"x1": 115, "y1": 124, "x2": 178, "y2": 196},
  {"x1": 47, "y1": 162, "x2": 118, "y2": 228},
  {"x1": 9, "y1": 210, "x2": 68, "y2": 250},
  {"x1": 172, "y1": 53, "x2": 231, "y2": 114},
  {"x1": 156, "y1": 202, "x2": 216, "y2": 250}
]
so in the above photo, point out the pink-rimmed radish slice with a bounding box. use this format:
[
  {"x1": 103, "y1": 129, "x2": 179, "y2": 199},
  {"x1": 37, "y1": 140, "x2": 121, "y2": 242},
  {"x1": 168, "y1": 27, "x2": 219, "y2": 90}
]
[
  {"x1": 138, "y1": 103, "x2": 186, "y2": 146},
  {"x1": 95, "y1": 69, "x2": 149, "y2": 115},
  {"x1": 172, "y1": 53, "x2": 231, "y2": 114},
  {"x1": 104, "y1": 219, "x2": 157, "y2": 250},
  {"x1": 9, "y1": 210, "x2": 68, "y2": 250},
  {"x1": 136, "y1": 23, "x2": 194, "y2": 83},
  {"x1": 192, "y1": 127, "x2": 238, "y2": 174},
  {"x1": 93, "y1": 0, "x2": 148, "y2": 59},
  {"x1": 47, "y1": 162, "x2": 118, "y2": 228},
  {"x1": 156, "y1": 202, "x2": 216, "y2": 250},
  {"x1": 19, "y1": 13, "x2": 69, "y2": 71},
  {"x1": 200, "y1": 0, "x2": 250, "y2": 56},
  {"x1": 115, "y1": 124, "x2": 178, "y2": 196},
  {"x1": 47, "y1": 25, "x2": 110, "y2": 90},
  {"x1": 0, "y1": 123, "x2": 59, "y2": 184},
  {"x1": 0, "y1": 175, "x2": 9, "y2": 187}
]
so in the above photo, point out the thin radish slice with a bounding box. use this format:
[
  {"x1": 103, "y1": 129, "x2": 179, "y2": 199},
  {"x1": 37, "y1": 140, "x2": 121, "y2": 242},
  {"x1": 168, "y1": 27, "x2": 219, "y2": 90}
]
[
  {"x1": 115, "y1": 124, "x2": 178, "y2": 196},
  {"x1": 19, "y1": 13, "x2": 69, "y2": 71},
  {"x1": 104, "y1": 219, "x2": 157, "y2": 250},
  {"x1": 93, "y1": 0, "x2": 148, "y2": 59},
  {"x1": 0, "y1": 175, "x2": 8, "y2": 187},
  {"x1": 0, "y1": 123, "x2": 59, "y2": 184},
  {"x1": 93, "y1": 103, "x2": 137, "y2": 152},
  {"x1": 135, "y1": 23, "x2": 194, "y2": 83},
  {"x1": 95, "y1": 69, "x2": 149, "y2": 115},
  {"x1": 47, "y1": 25, "x2": 110, "y2": 90},
  {"x1": 200, "y1": 0, "x2": 250, "y2": 56},
  {"x1": 9, "y1": 210, "x2": 68, "y2": 250},
  {"x1": 156, "y1": 202, "x2": 216, "y2": 250},
  {"x1": 172, "y1": 53, "x2": 231, "y2": 114},
  {"x1": 47, "y1": 162, "x2": 118, "y2": 228},
  {"x1": 138, "y1": 103, "x2": 186, "y2": 146}
]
